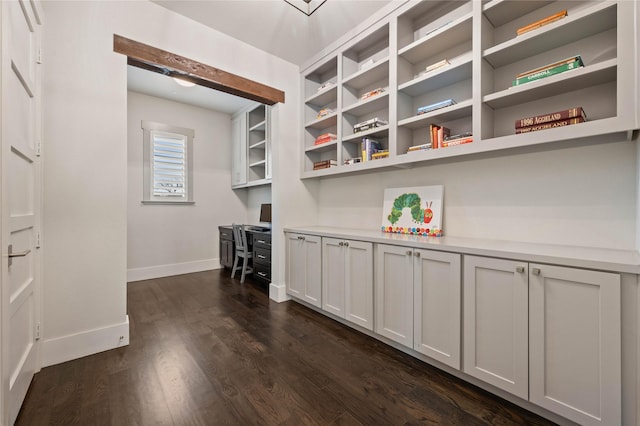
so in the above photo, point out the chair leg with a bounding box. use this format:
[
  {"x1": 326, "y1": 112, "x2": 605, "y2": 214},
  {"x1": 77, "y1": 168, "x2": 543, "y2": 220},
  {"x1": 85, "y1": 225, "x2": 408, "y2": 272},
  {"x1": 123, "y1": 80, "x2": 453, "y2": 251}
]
[
  {"x1": 231, "y1": 254, "x2": 239, "y2": 279},
  {"x1": 240, "y1": 259, "x2": 247, "y2": 284}
]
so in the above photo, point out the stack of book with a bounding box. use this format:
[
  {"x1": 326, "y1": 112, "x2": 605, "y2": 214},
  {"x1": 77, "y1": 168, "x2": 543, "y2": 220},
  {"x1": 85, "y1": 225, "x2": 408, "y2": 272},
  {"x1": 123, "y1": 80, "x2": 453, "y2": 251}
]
[
  {"x1": 317, "y1": 81, "x2": 335, "y2": 92},
  {"x1": 360, "y1": 87, "x2": 385, "y2": 101},
  {"x1": 313, "y1": 159, "x2": 337, "y2": 170},
  {"x1": 429, "y1": 124, "x2": 450, "y2": 149},
  {"x1": 442, "y1": 132, "x2": 473, "y2": 147},
  {"x1": 513, "y1": 55, "x2": 583, "y2": 87},
  {"x1": 314, "y1": 133, "x2": 337, "y2": 145},
  {"x1": 417, "y1": 99, "x2": 456, "y2": 115},
  {"x1": 371, "y1": 150, "x2": 389, "y2": 160},
  {"x1": 517, "y1": 10, "x2": 567, "y2": 36},
  {"x1": 515, "y1": 107, "x2": 587, "y2": 134},
  {"x1": 353, "y1": 117, "x2": 388, "y2": 133},
  {"x1": 361, "y1": 138, "x2": 382, "y2": 161},
  {"x1": 317, "y1": 107, "x2": 334, "y2": 119}
]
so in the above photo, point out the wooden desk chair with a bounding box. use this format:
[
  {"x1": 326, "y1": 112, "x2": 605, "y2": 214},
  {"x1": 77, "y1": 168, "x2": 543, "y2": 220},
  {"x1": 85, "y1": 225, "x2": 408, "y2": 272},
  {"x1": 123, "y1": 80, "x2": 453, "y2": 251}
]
[{"x1": 231, "y1": 224, "x2": 252, "y2": 283}]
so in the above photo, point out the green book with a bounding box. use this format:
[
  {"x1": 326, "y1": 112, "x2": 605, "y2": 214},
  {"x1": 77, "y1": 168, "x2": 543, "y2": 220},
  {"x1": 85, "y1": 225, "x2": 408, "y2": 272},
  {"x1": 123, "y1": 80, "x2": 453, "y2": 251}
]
[{"x1": 512, "y1": 58, "x2": 584, "y2": 86}]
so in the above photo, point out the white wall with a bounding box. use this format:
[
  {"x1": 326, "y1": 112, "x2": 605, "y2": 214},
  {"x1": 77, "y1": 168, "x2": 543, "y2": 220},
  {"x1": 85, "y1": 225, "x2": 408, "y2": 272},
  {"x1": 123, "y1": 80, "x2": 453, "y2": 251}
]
[
  {"x1": 127, "y1": 91, "x2": 246, "y2": 281},
  {"x1": 41, "y1": 0, "x2": 309, "y2": 366},
  {"x1": 317, "y1": 136, "x2": 637, "y2": 250}
]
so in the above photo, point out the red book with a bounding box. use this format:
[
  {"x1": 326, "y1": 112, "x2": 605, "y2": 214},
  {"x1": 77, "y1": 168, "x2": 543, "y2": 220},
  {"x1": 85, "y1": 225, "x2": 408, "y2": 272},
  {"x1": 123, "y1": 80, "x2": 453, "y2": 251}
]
[{"x1": 515, "y1": 107, "x2": 586, "y2": 129}]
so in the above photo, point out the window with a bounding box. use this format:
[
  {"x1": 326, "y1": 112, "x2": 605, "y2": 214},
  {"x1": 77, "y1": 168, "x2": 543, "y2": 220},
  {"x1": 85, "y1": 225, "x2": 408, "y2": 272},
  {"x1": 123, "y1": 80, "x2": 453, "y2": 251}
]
[{"x1": 142, "y1": 121, "x2": 195, "y2": 204}]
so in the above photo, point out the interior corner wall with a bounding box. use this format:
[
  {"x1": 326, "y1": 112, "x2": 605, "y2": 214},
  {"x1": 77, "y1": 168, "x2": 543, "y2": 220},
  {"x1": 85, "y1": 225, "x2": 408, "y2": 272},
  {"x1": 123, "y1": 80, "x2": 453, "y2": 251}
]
[
  {"x1": 41, "y1": 0, "x2": 308, "y2": 366},
  {"x1": 127, "y1": 91, "x2": 244, "y2": 281},
  {"x1": 317, "y1": 136, "x2": 637, "y2": 250}
]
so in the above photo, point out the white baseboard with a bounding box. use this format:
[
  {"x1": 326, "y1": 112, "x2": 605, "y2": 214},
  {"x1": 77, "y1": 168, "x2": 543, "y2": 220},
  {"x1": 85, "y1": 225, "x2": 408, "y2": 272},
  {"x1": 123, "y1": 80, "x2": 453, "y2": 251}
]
[
  {"x1": 42, "y1": 315, "x2": 130, "y2": 367},
  {"x1": 127, "y1": 258, "x2": 221, "y2": 282},
  {"x1": 269, "y1": 281, "x2": 290, "y2": 302}
]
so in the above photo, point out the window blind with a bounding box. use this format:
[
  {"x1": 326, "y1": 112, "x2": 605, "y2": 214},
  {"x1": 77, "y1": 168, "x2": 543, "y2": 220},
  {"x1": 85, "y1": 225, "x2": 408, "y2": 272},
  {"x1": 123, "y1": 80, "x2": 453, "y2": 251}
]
[{"x1": 151, "y1": 131, "x2": 187, "y2": 198}]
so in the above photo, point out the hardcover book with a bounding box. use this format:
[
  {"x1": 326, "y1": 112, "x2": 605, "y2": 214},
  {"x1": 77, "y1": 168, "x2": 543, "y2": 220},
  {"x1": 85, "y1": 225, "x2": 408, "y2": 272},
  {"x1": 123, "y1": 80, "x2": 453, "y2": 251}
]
[
  {"x1": 512, "y1": 56, "x2": 583, "y2": 86},
  {"x1": 361, "y1": 138, "x2": 382, "y2": 161},
  {"x1": 517, "y1": 10, "x2": 567, "y2": 36},
  {"x1": 417, "y1": 99, "x2": 456, "y2": 115},
  {"x1": 515, "y1": 117, "x2": 586, "y2": 134},
  {"x1": 515, "y1": 107, "x2": 587, "y2": 129}
]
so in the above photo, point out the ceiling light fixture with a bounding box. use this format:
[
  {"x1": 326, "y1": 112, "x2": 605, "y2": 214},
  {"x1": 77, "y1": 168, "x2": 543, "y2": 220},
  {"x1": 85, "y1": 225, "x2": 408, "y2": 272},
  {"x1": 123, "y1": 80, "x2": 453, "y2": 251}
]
[
  {"x1": 173, "y1": 77, "x2": 196, "y2": 88},
  {"x1": 285, "y1": 0, "x2": 327, "y2": 16}
]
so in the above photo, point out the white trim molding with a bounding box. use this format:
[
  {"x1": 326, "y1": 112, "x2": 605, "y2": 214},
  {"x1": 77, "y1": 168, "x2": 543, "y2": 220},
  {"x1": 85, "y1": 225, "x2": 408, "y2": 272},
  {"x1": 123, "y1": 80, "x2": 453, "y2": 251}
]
[
  {"x1": 127, "y1": 259, "x2": 220, "y2": 282},
  {"x1": 269, "y1": 281, "x2": 289, "y2": 302},
  {"x1": 42, "y1": 316, "x2": 130, "y2": 367}
]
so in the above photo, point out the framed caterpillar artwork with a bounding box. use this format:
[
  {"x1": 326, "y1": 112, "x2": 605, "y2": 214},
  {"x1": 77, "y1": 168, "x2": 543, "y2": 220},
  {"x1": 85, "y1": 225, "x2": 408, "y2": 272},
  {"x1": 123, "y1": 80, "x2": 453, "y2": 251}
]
[{"x1": 381, "y1": 185, "x2": 444, "y2": 236}]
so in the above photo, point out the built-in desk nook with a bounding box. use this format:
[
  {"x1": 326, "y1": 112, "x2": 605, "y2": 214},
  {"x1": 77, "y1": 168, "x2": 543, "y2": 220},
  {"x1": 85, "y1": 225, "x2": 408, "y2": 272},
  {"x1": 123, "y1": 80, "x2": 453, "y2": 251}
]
[{"x1": 219, "y1": 225, "x2": 272, "y2": 285}]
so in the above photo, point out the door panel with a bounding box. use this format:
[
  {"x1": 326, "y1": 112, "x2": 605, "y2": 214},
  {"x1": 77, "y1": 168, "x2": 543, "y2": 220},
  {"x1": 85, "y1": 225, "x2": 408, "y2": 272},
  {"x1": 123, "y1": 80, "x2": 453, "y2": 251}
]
[
  {"x1": 529, "y1": 264, "x2": 621, "y2": 426},
  {"x1": 2, "y1": 0, "x2": 42, "y2": 423},
  {"x1": 344, "y1": 240, "x2": 373, "y2": 330},
  {"x1": 322, "y1": 237, "x2": 345, "y2": 317}
]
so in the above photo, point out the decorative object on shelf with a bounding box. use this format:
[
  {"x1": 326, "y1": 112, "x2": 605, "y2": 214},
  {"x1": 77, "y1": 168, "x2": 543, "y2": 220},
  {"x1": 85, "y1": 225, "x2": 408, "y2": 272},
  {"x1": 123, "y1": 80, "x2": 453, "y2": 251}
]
[
  {"x1": 381, "y1": 185, "x2": 443, "y2": 236},
  {"x1": 353, "y1": 117, "x2": 388, "y2": 133},
  {"x1": 417, "y1": 98, "x2": 456, "y2": 115},
  {"x1": 516, "y1": 117, "x2": 586, "y2": 134},
  {"x1": 512, "y1": 55, "x2": 584, "y2": 86},
  {"x1": 344, "y1": 157, "x2": 362, "y2": 165},
  {"x1": 360, "y1": 87, "x2": 386, "y2": 101},
  {"x1": 314, "y1": 132, "x2": 337, "y2": 145},
  {"x1": 285, "y1": 0, "x2": 327, "y2": 17},
  {"x1": 361, "y1": 138, "x2": 382, "y2": 161},
  {"x1": 515, "y1": 106, "x2": 587, "y2": 129},
  {"x1": 517, "y1": 10, "x2": 568, "y2": 36},
  {"x1": 316, "y1": 107, "x2": 334, "y2": 119},
  {"x1": 360, "y1": 58, "x2": 376, "y2": 70},
  {"x1": 313, "y1": 159, "x2": 337, "y2": 170}
]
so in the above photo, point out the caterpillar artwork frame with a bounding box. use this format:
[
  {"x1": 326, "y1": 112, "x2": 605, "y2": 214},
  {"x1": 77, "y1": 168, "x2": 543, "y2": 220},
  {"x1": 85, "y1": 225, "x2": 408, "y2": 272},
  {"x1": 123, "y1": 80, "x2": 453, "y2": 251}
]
[{"x1": 381, "y1": 185, "x2": 444, "y2": 236}]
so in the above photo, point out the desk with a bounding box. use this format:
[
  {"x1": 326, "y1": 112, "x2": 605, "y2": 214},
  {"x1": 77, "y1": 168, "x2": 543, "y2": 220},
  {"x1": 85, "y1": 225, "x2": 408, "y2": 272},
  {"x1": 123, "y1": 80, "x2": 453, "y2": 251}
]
[{"x1": 219, "y1": 225, "x2": 272, "y2": 285}]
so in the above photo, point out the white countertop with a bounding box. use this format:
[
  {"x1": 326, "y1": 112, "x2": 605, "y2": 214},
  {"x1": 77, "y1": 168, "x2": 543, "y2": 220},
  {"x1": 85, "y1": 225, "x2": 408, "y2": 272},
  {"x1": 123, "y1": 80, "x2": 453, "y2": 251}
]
[{"x1": 284, "y1": 226, "x2": 640, "y2": 274}]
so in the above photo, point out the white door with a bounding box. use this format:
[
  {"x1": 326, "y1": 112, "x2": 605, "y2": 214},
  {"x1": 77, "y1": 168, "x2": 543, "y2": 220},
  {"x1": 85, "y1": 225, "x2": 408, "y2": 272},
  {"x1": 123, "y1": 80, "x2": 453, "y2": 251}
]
[
  {"x1": 413, "y1": 249, "x2": 461, "y2": 369},
  {"x1": 463, "y1": 256, "x2": 528, "y2": 399},
  {"x1": 529, "y1": 264, "x2": 621, "y2": 426},
  {"x1": 375, "y1": 244, "x2": 413, "y2": 347},
  {"x1": 322, "y1": 237, "x2": 345, "y2": 318},
  {"x1": 301, "y1": 235, "x2": 321, "y2": 308},
  {"x1": 344, "y1": 240, "x2": 373, "y2": 330},
  {"x1": 1, "y1": 0, "x2": 42, "y2": 424}
]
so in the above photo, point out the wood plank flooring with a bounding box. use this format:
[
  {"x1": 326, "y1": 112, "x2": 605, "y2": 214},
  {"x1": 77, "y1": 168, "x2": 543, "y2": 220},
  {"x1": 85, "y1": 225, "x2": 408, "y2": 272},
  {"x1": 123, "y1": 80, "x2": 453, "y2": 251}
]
[{"x1": 16, "y1": 270, "x2": 558, "y2": 425}]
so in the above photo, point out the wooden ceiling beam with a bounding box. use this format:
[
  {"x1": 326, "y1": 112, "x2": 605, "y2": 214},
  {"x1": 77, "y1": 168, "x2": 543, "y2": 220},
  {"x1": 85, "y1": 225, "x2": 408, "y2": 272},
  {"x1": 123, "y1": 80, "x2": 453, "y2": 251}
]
[{"x1": 113, "y1": 34, "x2": 285, "y2": 105}]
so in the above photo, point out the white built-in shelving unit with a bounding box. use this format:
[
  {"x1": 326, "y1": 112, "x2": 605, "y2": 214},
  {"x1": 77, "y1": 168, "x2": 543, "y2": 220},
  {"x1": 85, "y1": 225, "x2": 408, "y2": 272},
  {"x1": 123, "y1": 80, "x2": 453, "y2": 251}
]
[
  {"x1": 231, "y1": 103, "x2": 271, "y2": 188},
  {"x1": 300, "y1": 0, "x2": 639, "y2": 178}
]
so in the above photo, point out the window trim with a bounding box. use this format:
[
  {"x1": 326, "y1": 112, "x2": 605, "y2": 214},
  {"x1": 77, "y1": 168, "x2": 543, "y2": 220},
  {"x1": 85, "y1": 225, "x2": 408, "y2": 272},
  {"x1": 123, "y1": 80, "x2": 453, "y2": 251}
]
[{"x1": 141, "y1": 120, "x2": 195, "y2": 205}]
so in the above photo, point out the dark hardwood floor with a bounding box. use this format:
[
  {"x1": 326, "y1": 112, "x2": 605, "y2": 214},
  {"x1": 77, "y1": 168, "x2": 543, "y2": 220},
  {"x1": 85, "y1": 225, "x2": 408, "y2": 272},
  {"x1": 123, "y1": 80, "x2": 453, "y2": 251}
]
[{"x1": 16, "y1": 269, "x2": 557, "y2": 425}]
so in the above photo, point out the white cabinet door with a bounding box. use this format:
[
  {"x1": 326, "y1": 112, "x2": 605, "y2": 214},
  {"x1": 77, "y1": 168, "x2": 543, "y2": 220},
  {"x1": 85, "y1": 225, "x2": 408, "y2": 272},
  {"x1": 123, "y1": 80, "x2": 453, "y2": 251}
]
[
  {"x1": 285, "y1": 233, "x2": 322, "y2": 308},
  {"x1": 322, "y1": 237, "x2": 345, "y2": 317},
  {"x1": 529, "y1": 264, "x2": 621, "y2": 426},
  {"x1": 413, "y1": 250, "x2": 461, "y2": 369},
  {"x1": 230, "y1": 113, "x2": 247, "y2": 186},
  {"x1": 375, "y1": 244, "x2": 413, "y2": 347},
  {"x1": 344, "y1": 240, "x2": 373, "y2": 330},
  {"x1": 463, "y1": 256, "x2": 529, "y2": 399}
]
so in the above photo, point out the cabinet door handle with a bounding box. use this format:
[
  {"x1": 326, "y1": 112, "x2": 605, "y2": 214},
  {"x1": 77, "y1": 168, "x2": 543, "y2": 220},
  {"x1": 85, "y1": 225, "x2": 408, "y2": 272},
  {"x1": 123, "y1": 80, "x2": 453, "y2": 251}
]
[
  {"x1": 515, "y1": 266, "x2": 525, "y2": 273},
  {"x1": 406, "y1": 250, "x2": 412, "y2": 256},
  {"x1": 414, "y1": 252, "x2": 420, "y2": 258},
  {"x1": 338, "y1": 241, "x2": 344, "y2": 247},
  {"x1": 257, "y1": 240, "x2": 266, "y2": 244},
  {"x1": 298, "y1": 236, "x2": 305, "y2": 241},
  {"x1": 531, "y1": 268, "x2": 541, "y2": 275},
  {"x1": 343, "y1": 241, "x2": 349, "y2": 247},
  {"x1": 258, "y1": 255, "x2": 266, "y2": 259},
  {"x1": 257, "y1": 272, "x2": 267, "y2": 277}
]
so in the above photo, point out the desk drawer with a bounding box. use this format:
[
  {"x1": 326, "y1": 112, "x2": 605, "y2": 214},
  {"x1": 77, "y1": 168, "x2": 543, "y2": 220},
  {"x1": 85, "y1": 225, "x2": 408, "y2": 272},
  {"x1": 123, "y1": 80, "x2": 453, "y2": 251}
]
[
  {"x1": 219, "y1": 229, "x2": 233, "y2": 241},
  {"x1": 253, "y1": 262, "x2": 271, "y2": 283},
  {"x1": 254, "y1": 247, "x2": 271, "y2": 266},
  {"x1": 253, "y1": 234, "x2": 271, "y2": 249}
]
